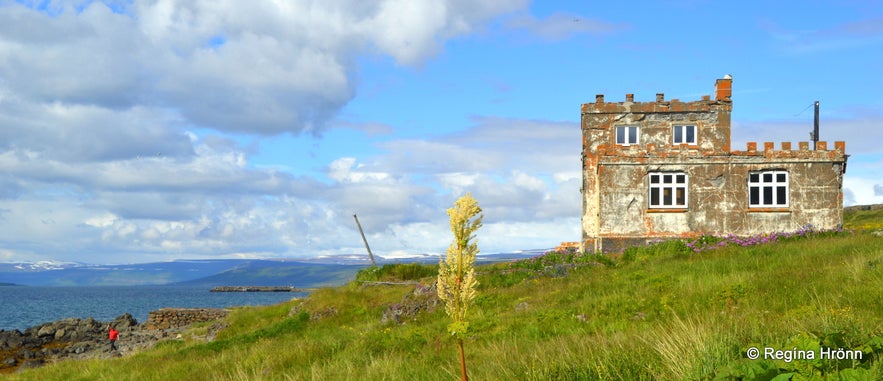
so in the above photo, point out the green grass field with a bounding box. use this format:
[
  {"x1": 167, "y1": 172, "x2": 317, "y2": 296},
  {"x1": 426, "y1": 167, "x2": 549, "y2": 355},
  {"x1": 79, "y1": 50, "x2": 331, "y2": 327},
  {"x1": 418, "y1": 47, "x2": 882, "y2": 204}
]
[{"x1": 8, "y1": 209, "x2": 883, "y2": 380}]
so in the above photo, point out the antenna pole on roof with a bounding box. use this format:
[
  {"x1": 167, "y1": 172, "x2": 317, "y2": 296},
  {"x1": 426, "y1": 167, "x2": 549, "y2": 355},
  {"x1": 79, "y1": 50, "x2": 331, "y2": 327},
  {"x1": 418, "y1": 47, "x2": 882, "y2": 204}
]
[
  {"x1": 813, "y1": 101, "x2": 819, "y2": 150},
  {"x1": 353, "y1": 214, "x2": 377, "y2": 267}
]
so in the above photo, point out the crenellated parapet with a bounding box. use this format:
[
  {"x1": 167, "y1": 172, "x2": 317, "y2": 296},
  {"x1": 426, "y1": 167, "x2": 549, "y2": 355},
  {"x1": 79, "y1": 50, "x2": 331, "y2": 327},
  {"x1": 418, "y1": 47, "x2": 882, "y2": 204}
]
[
  {"x1": 731, "y1": 141, "x2": 846, "y2": 160},
  {"x1": 582, "y1": 77, "x2": 733, "y2": 115},
  {"x1": 586, "y1": 140, "x2": 847, "y2": 164},
  {"x1": 581, "y1": 93, "x2": 732, "y2": 115}
]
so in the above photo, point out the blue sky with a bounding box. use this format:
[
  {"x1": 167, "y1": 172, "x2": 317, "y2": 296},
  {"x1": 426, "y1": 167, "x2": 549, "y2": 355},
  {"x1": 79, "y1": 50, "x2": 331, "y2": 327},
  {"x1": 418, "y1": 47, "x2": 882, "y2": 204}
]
[{"x1": 0, "y1": 0, "x2": 881, "y2": 264}]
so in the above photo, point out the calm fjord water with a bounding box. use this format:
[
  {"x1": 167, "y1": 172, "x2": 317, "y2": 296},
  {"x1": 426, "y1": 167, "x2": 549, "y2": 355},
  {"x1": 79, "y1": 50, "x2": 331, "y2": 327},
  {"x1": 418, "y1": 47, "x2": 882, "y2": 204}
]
[{"x1": 0, "y1": 286, "x2": 302, "y2": 331}]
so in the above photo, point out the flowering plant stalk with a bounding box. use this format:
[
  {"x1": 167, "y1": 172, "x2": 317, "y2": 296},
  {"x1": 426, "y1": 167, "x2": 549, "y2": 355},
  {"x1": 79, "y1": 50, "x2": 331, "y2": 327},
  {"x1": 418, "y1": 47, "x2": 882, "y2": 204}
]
[{"x1": 437, "y1": 193, "x2": 483, "y2": 381}]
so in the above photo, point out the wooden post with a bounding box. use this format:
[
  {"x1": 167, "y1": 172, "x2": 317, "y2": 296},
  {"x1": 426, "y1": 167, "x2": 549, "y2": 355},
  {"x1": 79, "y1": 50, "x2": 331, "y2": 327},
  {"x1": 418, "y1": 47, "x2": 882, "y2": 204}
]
[{"x1": 353, "y1": 214, "x2": 377, "y2": 267}]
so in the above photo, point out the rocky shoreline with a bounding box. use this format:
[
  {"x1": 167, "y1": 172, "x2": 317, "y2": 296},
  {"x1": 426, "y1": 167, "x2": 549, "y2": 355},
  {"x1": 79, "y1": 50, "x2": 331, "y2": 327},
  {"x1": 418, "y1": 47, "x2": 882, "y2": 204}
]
[{"x1": 0, "y1": 312, "x2": 223, "y2": 374}]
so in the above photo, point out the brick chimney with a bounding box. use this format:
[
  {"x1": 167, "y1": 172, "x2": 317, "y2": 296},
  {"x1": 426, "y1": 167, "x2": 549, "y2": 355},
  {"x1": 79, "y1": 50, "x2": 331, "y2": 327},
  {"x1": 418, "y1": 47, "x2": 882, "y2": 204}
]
[{"x1": 715, "y1": 75, "x2": 732, "y2": 101}]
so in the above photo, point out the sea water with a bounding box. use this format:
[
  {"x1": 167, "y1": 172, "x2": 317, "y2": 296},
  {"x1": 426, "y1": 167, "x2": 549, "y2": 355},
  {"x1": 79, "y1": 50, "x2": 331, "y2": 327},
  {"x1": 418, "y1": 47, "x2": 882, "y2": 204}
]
[{"x1": 0, "y1": 286, "x2": 304, "y2": 331}]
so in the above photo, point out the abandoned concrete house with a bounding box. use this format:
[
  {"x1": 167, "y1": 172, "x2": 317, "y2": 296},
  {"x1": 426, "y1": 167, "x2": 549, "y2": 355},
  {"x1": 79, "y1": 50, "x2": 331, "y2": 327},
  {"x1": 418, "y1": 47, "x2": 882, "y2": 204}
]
[{"x1": 580, "y1": 76, "x2": 847, "y2": 253}]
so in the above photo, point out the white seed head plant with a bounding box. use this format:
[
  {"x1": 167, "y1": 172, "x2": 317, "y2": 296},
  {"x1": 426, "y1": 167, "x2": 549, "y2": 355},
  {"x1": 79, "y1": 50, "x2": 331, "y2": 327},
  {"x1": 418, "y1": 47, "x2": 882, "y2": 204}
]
[{"x1": 437, "y1": 193, "x2": 483, "y2": 338}]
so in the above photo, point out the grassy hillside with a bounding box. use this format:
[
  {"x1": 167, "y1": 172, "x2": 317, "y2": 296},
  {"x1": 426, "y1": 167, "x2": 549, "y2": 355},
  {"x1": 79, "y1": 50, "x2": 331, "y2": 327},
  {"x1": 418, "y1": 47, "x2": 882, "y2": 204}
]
[
  {"x1": 843, "y1": 205, "x2": 883, "y2": 232},
  {"x1": 8, "y1": 210, "x2": 883, "y2": 380},
  {"x1": 174, "y1": 261, "x2": 363, "y2": 288}
]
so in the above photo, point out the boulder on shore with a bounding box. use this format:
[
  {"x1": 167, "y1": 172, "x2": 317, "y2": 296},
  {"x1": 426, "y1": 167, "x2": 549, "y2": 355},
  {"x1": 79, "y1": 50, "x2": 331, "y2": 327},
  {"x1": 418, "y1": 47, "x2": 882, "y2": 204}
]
[{"x1": 0, "y1": 313, "x2": 159, "y2": 374}]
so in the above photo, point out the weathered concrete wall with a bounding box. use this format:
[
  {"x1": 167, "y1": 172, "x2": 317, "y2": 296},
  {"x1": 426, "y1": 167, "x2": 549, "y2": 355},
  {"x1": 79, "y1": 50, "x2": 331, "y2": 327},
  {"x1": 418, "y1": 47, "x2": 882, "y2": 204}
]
[
  {"x1": 580, "y1": 77, "x2": 847, "y2": 253},
  {"x1": 146, "y1": 308, "x2": 229, "y2": 331}
]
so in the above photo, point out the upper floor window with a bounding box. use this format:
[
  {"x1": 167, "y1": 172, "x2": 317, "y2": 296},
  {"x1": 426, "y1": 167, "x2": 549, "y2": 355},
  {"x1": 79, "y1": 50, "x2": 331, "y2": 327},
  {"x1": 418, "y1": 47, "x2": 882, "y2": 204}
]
[
  {"x1": 649, "y1": 172, "x2": 688, "y2": 208},
  {"x1": 673, "y1": 125, "x2": 696, "y2": 144},
  {"x1": 616, "y1": 126, "x2": 639, "y2": 146},
  {"x1": 748, "y1": 170, "x2": 788, "y2": 207}
]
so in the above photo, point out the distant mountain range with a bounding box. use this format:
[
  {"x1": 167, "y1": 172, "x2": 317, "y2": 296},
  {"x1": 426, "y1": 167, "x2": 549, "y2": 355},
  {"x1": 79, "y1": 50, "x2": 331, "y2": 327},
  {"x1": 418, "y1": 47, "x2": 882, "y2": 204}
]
[{"x1": 0, "y1": 250, "x2": 546, "y2": 287}]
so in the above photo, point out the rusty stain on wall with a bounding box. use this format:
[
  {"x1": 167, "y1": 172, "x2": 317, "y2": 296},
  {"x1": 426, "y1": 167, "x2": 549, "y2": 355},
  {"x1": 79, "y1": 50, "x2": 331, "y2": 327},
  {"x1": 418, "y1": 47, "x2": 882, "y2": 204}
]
[{"x1": 581, "y1": 76, "x2": 847, "y2": 253}]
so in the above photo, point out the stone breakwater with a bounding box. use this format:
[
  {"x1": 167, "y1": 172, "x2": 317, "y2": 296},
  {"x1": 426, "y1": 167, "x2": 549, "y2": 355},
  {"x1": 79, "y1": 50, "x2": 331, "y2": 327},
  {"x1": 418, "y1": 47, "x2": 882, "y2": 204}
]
[
  {"x1": 0, "y1": 308, "x2": 230, "y2": 374},
  {"x1": 210, "y1": 286, "x2": 309, "y2": 292}
]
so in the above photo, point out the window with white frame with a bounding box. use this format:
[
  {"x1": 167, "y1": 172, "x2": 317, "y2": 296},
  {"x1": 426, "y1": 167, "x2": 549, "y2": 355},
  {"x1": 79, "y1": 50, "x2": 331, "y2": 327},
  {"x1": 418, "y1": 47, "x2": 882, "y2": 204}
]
[
  {"x1": 615, "y1": 126, "x2": 639, "y2": 146},
  {"x1": 649, "y1": 172, "x2": 688, "y2": 208},
  {"x1": 748, "y1": 170, "x2": 789, "y2": 207},
  {"x1": 673, "y1": 125, "x2": 696, "y2": 144}
]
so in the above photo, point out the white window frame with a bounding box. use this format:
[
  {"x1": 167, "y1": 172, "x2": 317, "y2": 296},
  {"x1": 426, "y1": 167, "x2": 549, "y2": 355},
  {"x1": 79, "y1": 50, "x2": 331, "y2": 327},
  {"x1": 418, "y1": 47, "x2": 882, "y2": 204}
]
[
  {"x1": 615, "y1": 126, "x2": 639, "y2": 146},
  {"x1": 673, "y1": 125, "x2": 697, "y2": 145},
  {"x1": 648, "y1": 172, "x2": 688, "y2": 209},
  {"x1": 748, "y1": 170, "x2": 789, "y2": 207}
]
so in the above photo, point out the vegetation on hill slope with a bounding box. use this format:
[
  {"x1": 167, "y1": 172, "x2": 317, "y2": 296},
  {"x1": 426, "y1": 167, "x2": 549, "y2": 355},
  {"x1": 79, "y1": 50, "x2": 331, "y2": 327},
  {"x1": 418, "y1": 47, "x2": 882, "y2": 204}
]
[{"x1": 7, "y1": 210, "x2": 883, "y2": 380}]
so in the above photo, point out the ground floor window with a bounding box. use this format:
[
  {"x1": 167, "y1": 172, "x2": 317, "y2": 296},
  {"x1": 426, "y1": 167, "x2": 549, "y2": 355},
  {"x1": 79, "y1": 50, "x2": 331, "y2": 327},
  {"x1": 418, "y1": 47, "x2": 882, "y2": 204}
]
[
  {"x1": 649, "y1": 172, "x2": 687, "y2": 208},
  {"x1": 748, "y1": 170, "x2": 788, "y2": 207}
]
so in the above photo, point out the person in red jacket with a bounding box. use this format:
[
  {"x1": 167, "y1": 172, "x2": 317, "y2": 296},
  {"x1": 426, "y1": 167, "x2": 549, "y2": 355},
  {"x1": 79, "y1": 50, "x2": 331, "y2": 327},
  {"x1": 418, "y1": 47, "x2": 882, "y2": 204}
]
[{"x1": 108, "y1": 326, "x2": 119, "y2": 351}]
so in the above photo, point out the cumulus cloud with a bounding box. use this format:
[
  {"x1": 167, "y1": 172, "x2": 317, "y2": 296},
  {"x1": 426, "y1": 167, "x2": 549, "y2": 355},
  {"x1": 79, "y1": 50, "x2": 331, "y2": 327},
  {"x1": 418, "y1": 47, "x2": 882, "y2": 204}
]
[
  {"x1": 0, "y1": 102, "x2": 193, "y2": 163},
  {"x1": 3, "y1": 0, "x2": 595, "y2": 263},
  {"x1": 0, "y1": 0, "x2": 526, "y2": 136},
  {"x1": 843, "y1": 188, "x2": 857, "y2": 206},
  {"x1": 324, "y1": 117, "x2": 582, "y2": 227},
  {"x1": 842, "y1": 177, "x2": 883, "y2": 207}
]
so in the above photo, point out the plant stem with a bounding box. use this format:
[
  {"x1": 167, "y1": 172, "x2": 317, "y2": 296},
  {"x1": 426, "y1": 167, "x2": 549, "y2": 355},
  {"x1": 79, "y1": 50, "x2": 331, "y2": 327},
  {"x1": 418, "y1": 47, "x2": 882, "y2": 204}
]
[{"x1": 457, "y1": 338, "x2": 468, "y2": 381}]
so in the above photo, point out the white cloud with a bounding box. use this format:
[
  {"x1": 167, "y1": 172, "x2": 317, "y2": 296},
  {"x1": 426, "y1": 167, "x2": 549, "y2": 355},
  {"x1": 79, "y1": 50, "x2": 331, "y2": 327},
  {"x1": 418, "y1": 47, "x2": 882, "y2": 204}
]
[
  {"x1": 83, "y1": 214, "x2": 117, "y2": 228},
  {"x1": 327, "y1": 157, "x2": 392, "y2": 184},
  {"x1": 512, "y1": 171, "x2": 545, "y2": 192},
  {"x1": 437, "y1": 173, "x2": 481, "y2": 194},
  {"x1": 0, "y1": 0, "x2": 527, "y2": 136},
  {"x1": 323, "y1": 117, "x2": 583, "y2": 228},
  {"x1": 503, "y1": 11, "x2": 626, "y2": 41},
  {"x1": 843, "y1": 176, "x2": 883, "y2": 206},
  {"x1": 0, "y1": 1, "x2": 577, "y2": 263}
]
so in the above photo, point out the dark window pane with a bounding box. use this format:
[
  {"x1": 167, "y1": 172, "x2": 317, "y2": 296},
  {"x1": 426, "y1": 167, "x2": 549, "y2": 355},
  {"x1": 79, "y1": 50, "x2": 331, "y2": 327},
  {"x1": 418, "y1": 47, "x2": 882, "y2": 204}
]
[
  {"x1": 674, "y1": 126, "x2": 683, "y2": 143},
  {"x1": 777, "y1": 186, "x2": 787, "y2": 205},
  {"x1": 750, "y1": 187, "x2": 759, "y2": 205},
  {"x1": 650, "y1": 174, "x2": 659, "y2": 184},
  {"x1": 763, "y1": 186, "x2": 773, "y2": 205},
  {"x1": 663, "y1": 188, "x2": 672, "y2": 205},
  {"x1": 777, "y1": 173, "x2": 786, "y2": 183},
  {"x1": 676, "y1": 187, "x2": 685, "y2": 206},
  {"x1": 650, "y1": 188, "x2": 659, "y2": 206},
  {"x1": 763, "y1": 173, "x2": 773, "y2": 182},
  {"x1": 628, "y1": 127, "x2": 637, "y2": 144},
  {"x1": 686, "y1": 126, "x2": 695, "y2": 143},
  {"x1": 663, "y1": 175, "x2": 672, "y2": 183},
  {"x1": 749, "y1": 173, "x2": 759, "y2": 183},
  {"x1": 616, "y1": 127, "x2": 625, "y2": 144},
  {"x1": 676, "y1": 174, "x2": 685, "y2": 183}
]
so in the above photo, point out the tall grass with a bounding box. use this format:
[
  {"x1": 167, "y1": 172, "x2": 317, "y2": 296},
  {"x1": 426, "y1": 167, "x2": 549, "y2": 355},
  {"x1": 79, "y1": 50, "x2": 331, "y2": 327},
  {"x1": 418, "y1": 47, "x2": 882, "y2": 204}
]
[{"x1": 8, "y1": 217, "x2": 883, "y2": 380}]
